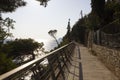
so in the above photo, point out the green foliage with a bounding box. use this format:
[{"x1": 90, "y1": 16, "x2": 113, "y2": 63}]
[
  {"x1": 100, "y1": 0, "x2": 120, "y2": 25},
  {"x1": 104, "y1": 1, "x2": 115, "y2": 24},
  {"x1": 0, "y1": 43, "x2": 12, "y2": 55},
  {"x1": 1, "y1": 38, "x2": 44, "y2": 60},
  {"x1": 65, "y1": 19, "x2": 71, "y2": 42},
  {"x1": 48, "y1": 30, "x2": 59, "y2": 46},
  {"x1": 36, "y1": 0, "x2": 50, "y2": 7},
  {"x1": 112, "y1": 2, "x2": 120, "y2": 20},
  {"x1": 0, "y1": 38, "x2": 44, "y2": 73},
  {"x1": 48, "y1": 30, "x2": 57, "y2": 37},
  {"x1": 85, "y1": 13, "x2": 100, "y2": 30},
  {"x1": 0, "y1": 53, "x2": 16, "y2": 75},
  {"x1": 59, "y1": 38, "x2": 69, "y2": 47},
  {"x1": 0, "y1": 17, "x2": 15, "y2": 46},
  {"x1": 91, "y1": 0, "x2": 105, "y2": 18},
  {"x1": 0, "y1": 0, "x2": 26, "y2": 13},
  {"x1": 0, "y1": 0, "x2": 26, "y2": 74},
  {"x1": 90, "y1": 0, "x2": 120, "y2": 26},
  {"x1": 71, "y1": 22, "x2": 86, "y2": 43}
]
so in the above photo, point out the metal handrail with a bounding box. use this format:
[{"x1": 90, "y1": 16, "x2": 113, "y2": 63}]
[{"x1": 0, "y1": 42, "x2": 76, "y2": 80}]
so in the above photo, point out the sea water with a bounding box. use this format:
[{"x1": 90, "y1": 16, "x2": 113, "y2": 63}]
[{"x1": 36, "y1": 38, "x2": 62, "y2": 52}]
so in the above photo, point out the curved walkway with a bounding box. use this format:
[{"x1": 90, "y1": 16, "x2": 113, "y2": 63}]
[{"x1": 66, "y1": 43, "x2": 119, "y2": 80}]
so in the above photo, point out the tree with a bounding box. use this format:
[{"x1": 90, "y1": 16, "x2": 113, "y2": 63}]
[
  {"x1": 0, "y1": 0, "x2": 26, "y2": 21},
  {"x1": 3, "y1": 17, "x2": 15, "y2": 33},
  {"x1": 1, "y1": 38, "x2": 44, "y2": 60},
  {"x1": 0, "y1": 17, "x2": 15, "y2": 46},
  {"x1": 85, "y1": 13, "x2": 100, "y2": 30},
  {"x1": 0, "y1": 53, "x2": 16, "y2": 75},
  {"x1": 0, "y1": 0, "x2": 26, "y2": 13},
  {"x1": 91, "y1": 0, "x2": 105, "y2": 19},
  {"x1": 104, "y1": 0, "x2": 120, "y2": 23},
  {"x1": 36, "y1": 0, "x2": 50, "y2": 7},
  {"x1": 0, "y1": 0, "x2": 26, "y2": 46},
  {"x1": 61, "y1": 19, "x2": 72, "y2": 45},
  {"x1": 66, "y1": 19, "x2": 71, "y2": 42},
  {"x1": 48, "y1": 30, "x2": 59, "y2": 46},
  {"x1": 70, "y1": 18, "x2": 86, "y2": 44}
]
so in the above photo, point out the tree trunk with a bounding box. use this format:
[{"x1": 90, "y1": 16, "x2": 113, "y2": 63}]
[
  {"x1": 53, "y1": 36, "x2": 59, "y2": 47},
  {"x1": 31, "y1": 52, "x2": 35, "y2": 60}
]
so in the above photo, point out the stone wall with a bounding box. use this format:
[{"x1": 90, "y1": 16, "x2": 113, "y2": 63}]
[{"x1": 92, "y1": 44, "x2": 120, "y2": 79}]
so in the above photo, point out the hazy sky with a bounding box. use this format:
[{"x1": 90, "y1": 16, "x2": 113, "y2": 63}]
[{"x1": 3, "y1": 0, "x2": 91, "y2": 42}]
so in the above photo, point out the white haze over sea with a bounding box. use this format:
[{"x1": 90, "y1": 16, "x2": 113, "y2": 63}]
[{"x1": 35, "y1": 38, "x2": 62, "y2": 51}]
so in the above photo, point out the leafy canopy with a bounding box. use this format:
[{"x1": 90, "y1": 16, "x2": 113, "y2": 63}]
[
  {"x1": 2, "y1": 38, "x2": 44, "y2": 59},
  {"x1": 0, "y1": 17, "x2": 15, "y2": 45},
  {"x1": 36, "y1": 0, "x2": 50, "y2": 7},
  {"x1": 0, "y1": 0, "x2": 26, "y2": 13},
  {"x1": 48, "y1": 30, "x2": 59, "y2": 45}
]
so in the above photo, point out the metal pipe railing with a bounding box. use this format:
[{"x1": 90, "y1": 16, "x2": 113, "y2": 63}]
[{"x1": 0, "y1": 42, "x2": 76, "y2": 80}]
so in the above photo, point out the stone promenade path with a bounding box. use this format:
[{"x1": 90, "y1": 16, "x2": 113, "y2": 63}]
[{"x1": 66, "y1": 43, "x2": 119, "y2": 80}]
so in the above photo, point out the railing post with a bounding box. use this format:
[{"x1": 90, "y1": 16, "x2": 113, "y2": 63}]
[
  {"x1": 56, "y1": 53, "x2": 65, "y2": 80},
  {"x1": 60, "y1": 50, "x2": 70, "y2": 72},
  {"x1": 66, "y1": 48, "x2": 73, "y2": 62},
  {"x1": 48, "y1": 57, "x2": 57, "y2": 80},
  {"x1": 65, "y1": 48, "x2": 72, "y2": 64}
]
